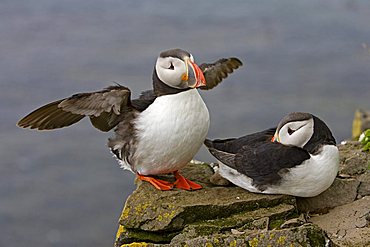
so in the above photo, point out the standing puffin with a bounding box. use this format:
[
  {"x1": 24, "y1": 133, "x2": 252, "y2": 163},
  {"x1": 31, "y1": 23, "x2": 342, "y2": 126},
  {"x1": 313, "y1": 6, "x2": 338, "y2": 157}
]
[
  {"x1": 17, "y1": 48, "x2": 242, "y2": 191},
  {"x1": 205, "y1": 112, "x2": 339, "y2": 197}
]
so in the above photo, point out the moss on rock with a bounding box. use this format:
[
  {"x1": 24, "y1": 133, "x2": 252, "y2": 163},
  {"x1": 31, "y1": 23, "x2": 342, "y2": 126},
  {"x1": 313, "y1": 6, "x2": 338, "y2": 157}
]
[
  {"x1": 172, "y1": 224, "x2": 328, "y2": 247},
  {"x1": 115, "y1": 161, "x2": 305, "y2": 246},
  {"x1": 115, "y1": 126, "x2": 370, "y2": 246}
]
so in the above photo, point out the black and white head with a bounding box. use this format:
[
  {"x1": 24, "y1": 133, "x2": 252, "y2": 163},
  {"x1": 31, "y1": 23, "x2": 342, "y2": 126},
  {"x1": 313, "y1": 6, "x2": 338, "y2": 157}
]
[
  {"x1": 273, "y1": 112, "x2": 336, "y2": 154},
  {"x1": 154, "y1": 48, "x2": 206, "y2": 90}
]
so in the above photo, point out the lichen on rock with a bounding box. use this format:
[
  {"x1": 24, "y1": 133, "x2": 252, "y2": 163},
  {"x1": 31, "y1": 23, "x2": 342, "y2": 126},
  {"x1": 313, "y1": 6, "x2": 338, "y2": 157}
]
[
  {"x1": 115, "y1": 141, "x2": 370, "y2": 246},
  {"x1": 115, "y1": 162, "x2": 313, "y2": 246}
]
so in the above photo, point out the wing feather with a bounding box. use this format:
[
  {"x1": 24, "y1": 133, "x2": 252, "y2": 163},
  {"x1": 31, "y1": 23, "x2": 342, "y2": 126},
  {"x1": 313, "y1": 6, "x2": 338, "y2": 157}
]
[
  {"x1": 234, "y1": 143, "x2": 310, "y2": 187},
  {"x1": 17, "y1": 100, "x2": 84, "y2": 130},
  {"x1": 199, "y1": 57, "x2": 243, "y2": 90},
  {"x1": 206, "y1": 147, "x2": 236, "y2": 169},
  {"x1": 205, "y1": 128, "x2": 310, "y2": 188},
  {"x1": 58, "y1": 86, "x2": 130, "y2": 116},
  {"x1": 17, "y1": 85, "x2": 132, "y2": 132}
]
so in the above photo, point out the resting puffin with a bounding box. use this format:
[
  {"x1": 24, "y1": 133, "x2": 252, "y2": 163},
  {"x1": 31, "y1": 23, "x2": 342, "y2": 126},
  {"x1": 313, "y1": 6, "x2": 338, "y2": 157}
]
[
  {"x1": 205, "y1": 112, "x2": 339, "y2": 197},
  {"x1": 17, "y1": 48, "x2": 242, "y2": 191}
]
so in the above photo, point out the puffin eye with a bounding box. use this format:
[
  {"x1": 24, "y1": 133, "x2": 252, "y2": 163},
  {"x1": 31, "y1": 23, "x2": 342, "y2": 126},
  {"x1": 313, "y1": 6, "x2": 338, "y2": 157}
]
[
  {"x1": 288, "y1": 127, "x2": 295, "y2": 135},
  {"x1": 168, "y1": 62, "x2": 174, "y2": 70}
]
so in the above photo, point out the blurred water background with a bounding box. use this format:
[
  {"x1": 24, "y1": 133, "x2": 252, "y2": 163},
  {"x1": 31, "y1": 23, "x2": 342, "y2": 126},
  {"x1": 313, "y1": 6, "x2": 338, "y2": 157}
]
[{"x1": 1, "y1": 0, "x2": 370, "y2": 246}]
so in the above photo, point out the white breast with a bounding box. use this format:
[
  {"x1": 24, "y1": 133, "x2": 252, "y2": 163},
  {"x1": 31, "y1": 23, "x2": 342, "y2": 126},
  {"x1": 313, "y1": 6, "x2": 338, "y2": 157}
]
[
  {"x1": 132, "y1": 89, "x2": 210, "y2": 175},
  {"x1": 265, "y1": 145, "x2": 339, "y2": 197}
]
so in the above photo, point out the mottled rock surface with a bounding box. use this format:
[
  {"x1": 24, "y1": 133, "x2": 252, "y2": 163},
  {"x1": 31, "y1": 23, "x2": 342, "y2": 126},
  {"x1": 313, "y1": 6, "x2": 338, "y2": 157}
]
[
  {"x1": 115, "y1": 162, "x2": 328, "y2": 246},
  {"x1": 116, "y1": 141, "x2": 370, "y2": 246},
  {"x1": 358, "y1": 173, "x2": 370, "y2": 197},
  {"x1": 310, "y1": 196, "x2": 370, "y2": 247},
  {"x1": 171, "y1": 224, "x2": 329, "y2": 247},
  {"x1": 338, "y1": 141, "x2": 369, "y2": 176}
]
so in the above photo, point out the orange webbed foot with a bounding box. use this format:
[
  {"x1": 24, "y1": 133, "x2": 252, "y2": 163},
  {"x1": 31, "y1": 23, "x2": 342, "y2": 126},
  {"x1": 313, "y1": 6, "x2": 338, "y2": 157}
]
[
  {"x1": 137, "y1": 174, "x2": 173, "y2": 191},
  {"x1": 174, "y1": 171, "x2": 202, "y2": 190}
]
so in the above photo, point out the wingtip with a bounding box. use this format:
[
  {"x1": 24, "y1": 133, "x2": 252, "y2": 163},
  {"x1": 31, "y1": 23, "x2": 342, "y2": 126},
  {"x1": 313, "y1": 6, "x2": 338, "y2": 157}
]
[
  {"x1": 230, "y1": 57, "x2": 243, "y2": 67},
  {"x1": 16, "y1": 120, "x2": 40, "y2": 130},
  {"x1": 16, "y1": 118, "x2": 29, "y2": 129},
  {"x1": 16, "y1": 114, "x2": 44, "y2": 130},
  {"x1": 16, "y1": 120, "x2": 22, "y2": 128}
]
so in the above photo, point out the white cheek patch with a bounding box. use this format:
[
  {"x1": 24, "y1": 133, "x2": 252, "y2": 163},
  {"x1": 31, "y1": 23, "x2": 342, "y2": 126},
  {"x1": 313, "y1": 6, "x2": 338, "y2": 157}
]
[
  {"x1": 279, "y1": 119, "x2": 314, "y2": 147},
  {"x1": 155, "y1": 57, "x2": 187, "y2": 88}
]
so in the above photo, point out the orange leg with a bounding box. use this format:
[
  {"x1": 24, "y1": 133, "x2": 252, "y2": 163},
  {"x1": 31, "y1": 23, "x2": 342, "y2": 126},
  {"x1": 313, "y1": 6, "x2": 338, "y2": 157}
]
[
  {"x1": 174, "y1": 171, "x2": 202, "y2": 190},
  {"x1": 137, "y1": 174, "x2": 173, "y2": 191}
]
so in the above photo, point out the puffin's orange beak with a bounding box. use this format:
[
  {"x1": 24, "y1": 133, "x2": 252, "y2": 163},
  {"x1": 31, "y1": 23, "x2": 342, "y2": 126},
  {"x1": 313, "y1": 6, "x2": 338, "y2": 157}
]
[
  {"x1": 271, "y1": 132, "x2": 279, "y2": 142},
  {"x1": 187, "y1": 60, "x2": 206, "y2": 88}
]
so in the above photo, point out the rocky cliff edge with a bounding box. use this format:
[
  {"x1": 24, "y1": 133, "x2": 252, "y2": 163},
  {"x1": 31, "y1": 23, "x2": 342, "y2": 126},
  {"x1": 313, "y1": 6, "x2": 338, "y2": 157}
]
[{"x1": 115, "y1": 141, "x2": 370, "y2": 247}]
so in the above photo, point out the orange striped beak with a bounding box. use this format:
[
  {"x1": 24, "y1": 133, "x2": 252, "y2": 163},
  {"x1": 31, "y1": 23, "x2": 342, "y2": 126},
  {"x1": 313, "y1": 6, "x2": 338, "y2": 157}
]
[
  {"x1": 186, "y1": 60, "x2": 206, "y2": 88},
  {"x1": 271, "y1": 133, "x2": 279, "y2": 142}
]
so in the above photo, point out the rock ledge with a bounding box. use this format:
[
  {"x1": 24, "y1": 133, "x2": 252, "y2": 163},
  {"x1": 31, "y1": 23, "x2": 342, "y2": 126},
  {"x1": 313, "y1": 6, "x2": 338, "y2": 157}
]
[{"x1": 116, "y1": 142, "x2": 370, "y2": 246}]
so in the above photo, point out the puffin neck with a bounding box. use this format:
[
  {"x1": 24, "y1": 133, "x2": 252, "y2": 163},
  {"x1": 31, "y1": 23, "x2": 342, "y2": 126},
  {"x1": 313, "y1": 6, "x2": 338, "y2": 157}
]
[
  {"x1": 152, "y1": 69, "x2": 191, "y2": 97},
  {"x1": 303, "y1": 116, "x2": 336, "y2": 154}
]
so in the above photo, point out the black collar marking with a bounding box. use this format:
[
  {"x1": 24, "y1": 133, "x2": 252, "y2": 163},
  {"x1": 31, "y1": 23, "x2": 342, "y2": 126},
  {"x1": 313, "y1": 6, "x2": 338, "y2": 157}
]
[
  {"x1": 303, "y1": 116, "x2": 336, "y2": 154},
  {"x1": 152, "y1": 69, "x2": 191, "y2": 97}
]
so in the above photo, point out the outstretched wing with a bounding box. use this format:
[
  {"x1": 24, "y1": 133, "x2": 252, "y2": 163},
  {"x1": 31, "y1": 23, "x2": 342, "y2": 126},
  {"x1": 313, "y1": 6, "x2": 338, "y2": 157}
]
[
  {"x1": 199, "y1": 57, "x2": 243, "y2": 90},
  {"x1": 17, "y1": 85, "x2": 132, "y2": 132}
]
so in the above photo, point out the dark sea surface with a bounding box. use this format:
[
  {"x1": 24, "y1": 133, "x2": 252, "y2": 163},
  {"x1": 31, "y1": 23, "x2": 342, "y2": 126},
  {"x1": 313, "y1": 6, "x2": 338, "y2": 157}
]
[{"x1": 1, "y1": 0, "x2": 370, "y2": 246}]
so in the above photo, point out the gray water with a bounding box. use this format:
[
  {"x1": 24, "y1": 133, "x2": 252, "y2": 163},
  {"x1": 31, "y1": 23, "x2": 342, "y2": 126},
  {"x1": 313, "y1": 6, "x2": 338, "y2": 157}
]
[{"x1": 1, "y1": 0, "x2": 370, "y2": 246}]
